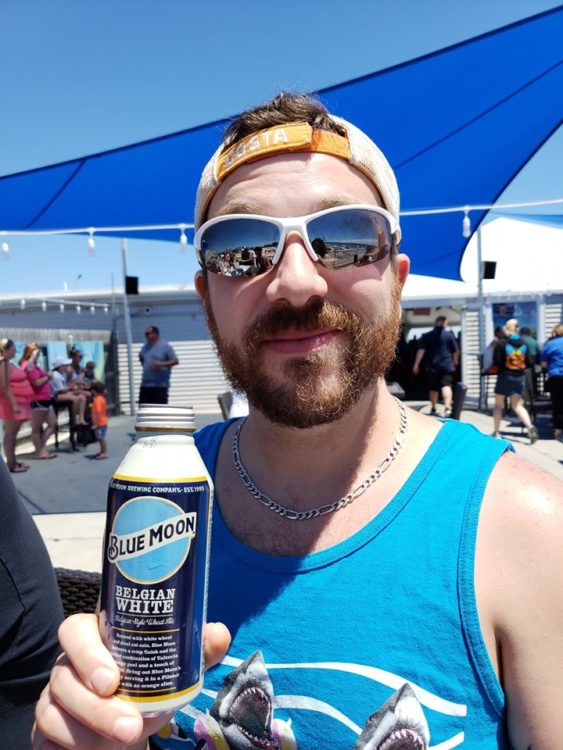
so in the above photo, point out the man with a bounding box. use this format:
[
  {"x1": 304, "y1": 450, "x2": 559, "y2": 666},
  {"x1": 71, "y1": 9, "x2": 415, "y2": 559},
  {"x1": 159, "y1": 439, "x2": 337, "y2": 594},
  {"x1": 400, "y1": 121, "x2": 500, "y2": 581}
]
[
  {"x1": 138, "y1": 326, "x2": 179, "y2": 404},
  {"x1": 50, "y1": 356, "x2": 88, "y2": 425},
  {"x1": 34, "y1": 93, "x2": 563, "y2": 749},
  {"x1": 413, "y1": 315, "x2": 459, "y2": 417}
]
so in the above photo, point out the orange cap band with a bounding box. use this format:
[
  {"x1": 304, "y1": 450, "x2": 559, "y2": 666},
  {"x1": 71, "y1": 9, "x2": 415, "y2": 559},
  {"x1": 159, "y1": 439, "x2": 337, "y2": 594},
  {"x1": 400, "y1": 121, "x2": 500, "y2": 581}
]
[{"x1": 216, "y1": 123, "x2": 351, "y2": 181}]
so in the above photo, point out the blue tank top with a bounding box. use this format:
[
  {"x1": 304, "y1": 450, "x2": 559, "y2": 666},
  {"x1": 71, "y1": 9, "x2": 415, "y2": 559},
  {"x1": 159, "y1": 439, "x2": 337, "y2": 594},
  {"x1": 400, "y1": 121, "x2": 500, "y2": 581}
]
[{"x1": 152, "y1": 418, "x2": 512, "y2": 750}]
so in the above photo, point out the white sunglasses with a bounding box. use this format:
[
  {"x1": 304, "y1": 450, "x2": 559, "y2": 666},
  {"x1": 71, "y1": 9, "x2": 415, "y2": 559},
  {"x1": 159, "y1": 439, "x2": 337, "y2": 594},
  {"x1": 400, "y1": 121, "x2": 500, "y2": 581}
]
[{"x1": 195, "y1": 204, "x2": 401, "y2": 278}]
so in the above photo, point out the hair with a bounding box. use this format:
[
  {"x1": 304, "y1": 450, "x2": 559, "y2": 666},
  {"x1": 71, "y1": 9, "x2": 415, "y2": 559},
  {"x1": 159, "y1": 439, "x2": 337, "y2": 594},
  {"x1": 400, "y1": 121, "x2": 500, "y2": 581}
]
[
  {"x1": 85, "y1": 360, "x2": 95, "y2": 368},
  {"x1": 0, "y1": 338, "x2": 15, "y2": 352},
  {"x1": 18, "y1": 342, "x2": 39, "y2": 366},
  {"x1": 503, "y1": 318, "x2": 519, "y2": 336},
  {"x1": 551, "y1": 323, "x2": 563, "y2": 339},
  {"x1": 520, "y1": 326, "x2": 531, "y2": 336},
  {"x1": 435, "y1": 315, "x2": 447, "y2": 326},
  {"x1": 91, "y1": 381, "x2": 105, "y2": 395},
  {"x1": 221, "y1": 92, "x2": 346, "y2": 151},
  {"x1": 146, "y1": 326, "x2": 160, "y2": 336}
]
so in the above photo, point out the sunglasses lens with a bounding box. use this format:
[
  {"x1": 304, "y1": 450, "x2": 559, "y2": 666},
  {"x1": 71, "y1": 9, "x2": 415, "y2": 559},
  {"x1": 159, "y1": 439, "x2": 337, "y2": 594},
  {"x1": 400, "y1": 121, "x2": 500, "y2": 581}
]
[
  {"x1": 307, "y1": 208, "x2": 393, "y2": 268},
  {"x1": 199, "y1": 217, "x2": 280, "y2": 277}
]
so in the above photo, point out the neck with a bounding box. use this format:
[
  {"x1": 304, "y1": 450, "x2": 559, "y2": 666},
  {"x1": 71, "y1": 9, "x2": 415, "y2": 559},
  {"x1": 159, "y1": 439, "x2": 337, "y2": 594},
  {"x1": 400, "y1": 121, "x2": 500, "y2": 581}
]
[{"x1": 237, "y1": 379, "x2": 400, "y2": 510}]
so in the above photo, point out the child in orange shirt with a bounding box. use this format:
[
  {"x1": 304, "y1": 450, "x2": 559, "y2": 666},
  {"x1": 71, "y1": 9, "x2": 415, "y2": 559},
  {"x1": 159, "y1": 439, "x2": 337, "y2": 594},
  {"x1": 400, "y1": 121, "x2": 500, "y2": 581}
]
[{"x1": 90, "y1": 381, "x2": 108, "y2": 459}]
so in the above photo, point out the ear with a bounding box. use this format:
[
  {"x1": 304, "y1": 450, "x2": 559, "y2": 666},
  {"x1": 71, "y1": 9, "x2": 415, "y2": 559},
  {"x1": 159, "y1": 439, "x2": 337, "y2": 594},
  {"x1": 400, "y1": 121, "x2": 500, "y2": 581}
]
[
  {"x1": 396, "y1": 252, "x2": 410, "y2": 288},
  {"x1": 194, "y1": 270, "x2": 207, "y2": 299}
]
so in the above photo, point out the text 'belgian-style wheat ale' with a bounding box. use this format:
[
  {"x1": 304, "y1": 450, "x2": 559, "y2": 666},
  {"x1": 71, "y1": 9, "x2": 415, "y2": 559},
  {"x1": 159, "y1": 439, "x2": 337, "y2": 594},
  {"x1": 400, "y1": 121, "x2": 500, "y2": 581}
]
[{"x1": 100, "y1": 405, "x2": 213, "y2": 715}]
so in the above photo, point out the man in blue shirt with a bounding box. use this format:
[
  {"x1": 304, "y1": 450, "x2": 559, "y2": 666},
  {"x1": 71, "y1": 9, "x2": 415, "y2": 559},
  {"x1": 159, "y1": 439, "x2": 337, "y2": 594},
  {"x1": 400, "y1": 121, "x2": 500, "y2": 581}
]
[{"x1": 138, "y1": 326, "x2": 179, "y2": 404}]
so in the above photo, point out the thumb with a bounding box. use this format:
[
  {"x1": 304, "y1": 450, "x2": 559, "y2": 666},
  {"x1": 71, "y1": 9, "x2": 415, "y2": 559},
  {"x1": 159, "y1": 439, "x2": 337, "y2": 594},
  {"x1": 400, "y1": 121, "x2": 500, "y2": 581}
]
[{"x1": 204, "y1": 622, "x2": 231, "y2": 670}]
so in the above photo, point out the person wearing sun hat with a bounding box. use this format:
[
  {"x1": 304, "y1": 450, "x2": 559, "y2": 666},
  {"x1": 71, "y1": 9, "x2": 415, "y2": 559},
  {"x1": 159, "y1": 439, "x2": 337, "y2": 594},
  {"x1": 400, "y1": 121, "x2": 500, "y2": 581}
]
[
  {"x1": 35, "y1": 92, "x2": 563, "y2": 750},
  {"x1": 50, "y1": 355, "x2": 88, "y2": 426}
]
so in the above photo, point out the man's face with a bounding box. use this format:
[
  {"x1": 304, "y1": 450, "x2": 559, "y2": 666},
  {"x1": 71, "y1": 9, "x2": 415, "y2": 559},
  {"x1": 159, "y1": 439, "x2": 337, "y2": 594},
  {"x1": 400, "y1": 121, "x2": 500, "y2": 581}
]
[
  {"x1": 196, "y1": 152, "x2": 409, "y2": 427},
  {"x1": 145, "y1": 328, "x2": 158, "y2": 344}
]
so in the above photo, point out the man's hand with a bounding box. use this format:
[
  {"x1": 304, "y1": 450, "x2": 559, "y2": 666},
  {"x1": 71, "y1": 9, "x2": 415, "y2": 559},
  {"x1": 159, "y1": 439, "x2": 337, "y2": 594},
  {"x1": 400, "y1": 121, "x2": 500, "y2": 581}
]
[{"x1": 33, "y1": 614, "x2": 231, "y2": 749}]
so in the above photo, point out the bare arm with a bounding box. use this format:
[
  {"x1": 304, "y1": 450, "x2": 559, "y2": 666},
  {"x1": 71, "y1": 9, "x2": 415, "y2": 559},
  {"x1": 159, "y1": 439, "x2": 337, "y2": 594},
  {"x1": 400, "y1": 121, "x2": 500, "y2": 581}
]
[
  {"x1": 33, "y1": 615, "x2": 230, "y2": 749},
  {"x1": 0, "y1": 361, "x2": 20, "y2": 411},
  {"x1": 476, "y1": 453, "x2": 563, "y2": 749},
  {"x1": 412, "y1": 348, "x2": 425, "y2": 375}
]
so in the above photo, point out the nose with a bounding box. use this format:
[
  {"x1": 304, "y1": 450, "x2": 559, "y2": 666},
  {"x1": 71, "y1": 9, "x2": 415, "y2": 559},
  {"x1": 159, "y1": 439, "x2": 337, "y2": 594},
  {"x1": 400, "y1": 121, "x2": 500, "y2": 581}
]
[{"x1": 265, "y1": 231, "x2": 329, "y2": 307}]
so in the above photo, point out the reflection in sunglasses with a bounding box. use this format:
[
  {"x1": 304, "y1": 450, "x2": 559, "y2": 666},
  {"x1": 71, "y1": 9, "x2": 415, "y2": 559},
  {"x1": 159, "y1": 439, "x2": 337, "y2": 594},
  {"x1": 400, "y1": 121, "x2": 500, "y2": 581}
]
[{"x1": 196, "y1": 204, "x2": 398, "y2": 279}]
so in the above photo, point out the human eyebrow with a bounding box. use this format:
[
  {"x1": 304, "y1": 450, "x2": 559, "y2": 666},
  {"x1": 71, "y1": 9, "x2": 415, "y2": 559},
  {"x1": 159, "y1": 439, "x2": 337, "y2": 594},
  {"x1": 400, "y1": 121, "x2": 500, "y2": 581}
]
[{"x1": 214, "y1": 201, "x2": 263, "y2": 217}]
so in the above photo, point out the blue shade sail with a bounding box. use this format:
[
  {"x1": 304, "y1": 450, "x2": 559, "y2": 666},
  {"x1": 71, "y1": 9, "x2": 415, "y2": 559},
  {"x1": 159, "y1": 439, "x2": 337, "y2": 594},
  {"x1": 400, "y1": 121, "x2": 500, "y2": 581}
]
[{"x1": 0, "y1": 7, "x2": 561, "y2": 279}]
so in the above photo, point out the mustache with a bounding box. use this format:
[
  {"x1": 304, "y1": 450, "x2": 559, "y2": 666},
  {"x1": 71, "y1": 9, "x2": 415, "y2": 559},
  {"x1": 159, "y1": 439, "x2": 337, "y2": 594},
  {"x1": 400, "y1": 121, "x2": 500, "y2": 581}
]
[{"x1": 244, "y1": 299, "x2": 360, "y2": 349}]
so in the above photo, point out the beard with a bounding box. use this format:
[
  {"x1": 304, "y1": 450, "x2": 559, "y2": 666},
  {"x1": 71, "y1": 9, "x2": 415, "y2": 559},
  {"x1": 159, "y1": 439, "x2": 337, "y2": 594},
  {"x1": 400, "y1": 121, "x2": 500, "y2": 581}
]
[{"x1": 202, "y1": 278, "x2": 402, "y2": 428}]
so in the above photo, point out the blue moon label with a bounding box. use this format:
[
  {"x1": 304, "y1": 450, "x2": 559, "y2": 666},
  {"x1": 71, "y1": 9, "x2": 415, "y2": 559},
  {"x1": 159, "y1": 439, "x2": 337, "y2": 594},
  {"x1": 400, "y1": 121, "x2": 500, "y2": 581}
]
[{"x1": 100, "y1": 475, "x2": 211, "y2": 707}]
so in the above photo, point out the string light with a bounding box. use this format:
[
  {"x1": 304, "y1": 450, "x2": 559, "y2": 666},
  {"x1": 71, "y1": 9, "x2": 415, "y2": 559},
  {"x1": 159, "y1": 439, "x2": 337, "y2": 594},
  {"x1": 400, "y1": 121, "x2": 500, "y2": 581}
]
[
  {"x1": 179, "y1": 224, "x2": 188, "y2": 253},
  {"x1": 76, "y1": 304, "x2": 81, "y2": 314},
  {"x1": 20, "y1": 299, "x2": 26, "y2": 310},
  {"x1": 59, "y1": 303, "x2": 65, "y2": 313},
  {"x1": 103, "y1": 305, "x2": 109, "y2": 315},
  {"x1": 90, "y1": 305, "x2": 95, "y2": 315},
  {"x1": 462, "y1": 209, "x2": 471, "y2": 238},
  {"x1": 1, "y1": 240, "x2": 9, "y2": 260},
  {"x1": 41, "y1": 300, "x2": 47, "y2": 312},
  {"x1": 87, "y1": 228, "x2": 96, "y2": 257}
]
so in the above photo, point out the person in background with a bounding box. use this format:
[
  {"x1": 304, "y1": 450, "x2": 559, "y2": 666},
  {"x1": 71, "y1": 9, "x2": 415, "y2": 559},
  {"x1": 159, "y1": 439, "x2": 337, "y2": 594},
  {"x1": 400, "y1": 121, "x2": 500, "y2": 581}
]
[
  {"x1": 0, "y1": 338, "x2": 33, "y2": 473},
  {"x1": 492, "y1": 318, "x2": 538, "y2": 443},
  {"x1": 83, "y1": 360, "x2": 97, "y2": 384},
  {"x1": 0, "y1": 458, "x2": 64, "y2": 748},
  {"x1": 50, "y1": 357, "x2": 88, "y2": 426},
  {"x1": 68, "y1": 347, "x2": 85, "y2": 383},
  {"x1": 412, "y1": 315, "x2": 459, "y2": 416},
  {"x1": 520, "y1": 325, "x2": 540, "y2": 399},
  {"x1": 138, "y1": 326, "x2": 179, "y2": 404},
  {"x1": 540, "y1": 323, "x2": 563, "y2": 442},
  {"x1": 19, "y1": 343, "x2": 57, "y2": 460},
  {"x1": 90, "y1": 381, "x2": 108, "y2": 459}
]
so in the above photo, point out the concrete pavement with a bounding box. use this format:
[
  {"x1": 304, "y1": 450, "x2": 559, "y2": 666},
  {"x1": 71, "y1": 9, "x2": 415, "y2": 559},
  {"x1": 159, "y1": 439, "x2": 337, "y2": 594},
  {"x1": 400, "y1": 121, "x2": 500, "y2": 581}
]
[{"x1": 10, "y1": 405, "x2": 560, "y2": 573}]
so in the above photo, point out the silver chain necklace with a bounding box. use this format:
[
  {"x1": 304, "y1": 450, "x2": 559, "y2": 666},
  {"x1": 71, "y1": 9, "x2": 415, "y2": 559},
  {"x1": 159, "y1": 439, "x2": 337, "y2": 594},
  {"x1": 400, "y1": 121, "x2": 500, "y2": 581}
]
[{"x1": 231, "y1": 398, "x2": 408, "y2": 521}]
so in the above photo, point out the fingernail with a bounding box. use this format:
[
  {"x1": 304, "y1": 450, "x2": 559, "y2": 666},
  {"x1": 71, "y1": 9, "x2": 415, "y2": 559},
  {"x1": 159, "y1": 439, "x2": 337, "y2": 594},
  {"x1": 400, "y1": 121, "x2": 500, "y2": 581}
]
[
  {"x1": 90, "y1": 666, "x2": 115, "y2": 694},
  {"x1": 113, "y1": 716, "x2": 141, "y2": 744}
]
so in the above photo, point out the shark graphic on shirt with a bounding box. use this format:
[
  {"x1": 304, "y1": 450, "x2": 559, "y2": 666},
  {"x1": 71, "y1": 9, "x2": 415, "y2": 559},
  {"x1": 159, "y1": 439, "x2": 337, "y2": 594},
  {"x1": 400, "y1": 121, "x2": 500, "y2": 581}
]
[{"x1": 155, "y1": 651, "x2": 432, "y2": 750}]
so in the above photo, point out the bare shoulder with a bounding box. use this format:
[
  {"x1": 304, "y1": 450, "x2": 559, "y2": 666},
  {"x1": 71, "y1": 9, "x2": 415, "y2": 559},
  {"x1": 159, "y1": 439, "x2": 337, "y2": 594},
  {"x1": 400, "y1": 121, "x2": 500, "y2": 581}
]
[
  {"x1": 477, "y1": 452, "x2": 563, "y2": 747},
  {"x1": 478, "y1": 451, "x2": 563, "y2": 588},
  {"x1": 484, "y1": 450, "x2": 563, "y2": 534}
]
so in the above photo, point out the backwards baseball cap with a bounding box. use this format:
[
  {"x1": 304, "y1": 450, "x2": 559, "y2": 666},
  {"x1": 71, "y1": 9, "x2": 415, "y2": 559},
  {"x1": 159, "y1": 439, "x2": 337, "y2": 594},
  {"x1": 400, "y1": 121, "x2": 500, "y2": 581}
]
[
  {"x1": 51, "y1": 356, "x2": 72, "y2": 368},
  {"x1": 194, "y1": 117, "x2": 400, "y2": 242}
]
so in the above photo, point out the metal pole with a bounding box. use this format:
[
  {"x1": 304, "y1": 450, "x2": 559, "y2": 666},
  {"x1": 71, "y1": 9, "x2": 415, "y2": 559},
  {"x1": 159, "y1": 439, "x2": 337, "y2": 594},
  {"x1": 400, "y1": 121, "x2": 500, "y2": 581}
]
[
  {"x1": 121, "y1": 239, "x2": 136, "y2": 416},
  {"x1": 476, "y1": 227, "x2": 486, "y2": 411}
]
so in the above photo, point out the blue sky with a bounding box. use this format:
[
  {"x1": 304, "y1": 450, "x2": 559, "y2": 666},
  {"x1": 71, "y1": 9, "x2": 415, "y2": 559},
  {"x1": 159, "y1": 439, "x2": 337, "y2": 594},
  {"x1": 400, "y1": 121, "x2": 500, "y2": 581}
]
[{"x1": 0, "y1": 0, "x2": 561, "y2": 294}]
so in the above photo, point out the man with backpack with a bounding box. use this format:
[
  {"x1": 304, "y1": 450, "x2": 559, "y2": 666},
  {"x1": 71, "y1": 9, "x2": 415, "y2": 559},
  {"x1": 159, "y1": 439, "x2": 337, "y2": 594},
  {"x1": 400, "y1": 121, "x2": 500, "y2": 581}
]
[{"x1": 492, "y1": 318, "x2": 538, "y2": 443}]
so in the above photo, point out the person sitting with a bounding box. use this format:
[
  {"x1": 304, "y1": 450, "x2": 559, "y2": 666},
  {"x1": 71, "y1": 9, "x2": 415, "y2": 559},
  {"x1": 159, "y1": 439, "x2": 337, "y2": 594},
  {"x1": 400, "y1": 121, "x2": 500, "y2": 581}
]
[
  {"x1": 50, "y1": 357, "x2": 88, "y2": 427},
  {"x1": 83, "y1": 360, "x2": 97, "y2": 384},
  {"x1": 19, "y1": 343, "x2": 57, "y2": 460}
]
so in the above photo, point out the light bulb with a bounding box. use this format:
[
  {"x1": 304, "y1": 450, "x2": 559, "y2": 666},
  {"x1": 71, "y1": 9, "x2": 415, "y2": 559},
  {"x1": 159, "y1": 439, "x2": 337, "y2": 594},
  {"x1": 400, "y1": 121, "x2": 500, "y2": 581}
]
[
  {"x1": 41, "y1": 300, "x2": 47, "y2": 312},
  {"x1": 76, "y1": 304, "x2": 81, "y2": 314},
  {"x1": 87, "y1": 229, "x2": 96, "y2": 257},
  {"x1": 1, "y1": 240, "x2": 9, "y2": 260},
  {"x1": 60, "y1": 303, "x2": 65, "y2": 313},
  {"x1": 103, "y1": 305, "x2": 109, "y2": 315},
  {"x1": 90, "y1": 305, "x2": 95, "y2": 315},
  {"x1": 179, "y1": 225, "x2": 188, "y2": 253},
  {"x1": 462, "y1": 211, "x2": 471, "y2": 239},
  {"x1": 20, "y1": 299, "x2": 26, "y2": 310}
]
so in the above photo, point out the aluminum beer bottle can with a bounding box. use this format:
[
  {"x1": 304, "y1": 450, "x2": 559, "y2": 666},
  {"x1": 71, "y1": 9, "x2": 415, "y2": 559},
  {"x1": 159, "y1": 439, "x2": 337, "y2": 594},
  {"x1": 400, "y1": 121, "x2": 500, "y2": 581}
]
[{"x1": 99, "y1": 405, "x2": 213, "y2": 715}]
